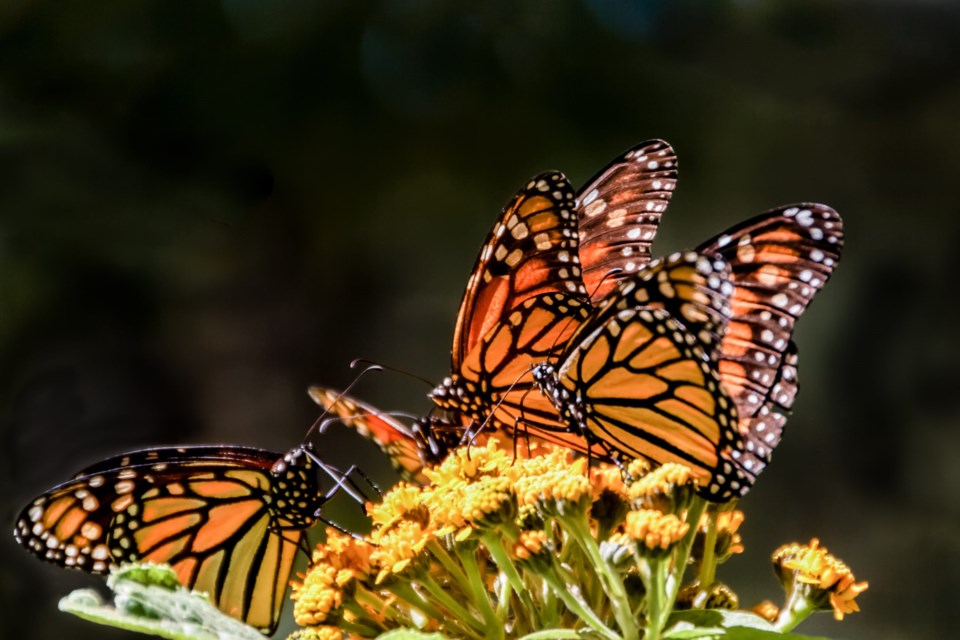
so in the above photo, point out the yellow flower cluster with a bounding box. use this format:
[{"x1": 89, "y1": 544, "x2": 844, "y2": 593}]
[
  {"x1": 773, "y1": 538, "x2": 869, "y2": 620},
  {"x1": 289, "y1": 440, "x2": 869, "y2": 639}
]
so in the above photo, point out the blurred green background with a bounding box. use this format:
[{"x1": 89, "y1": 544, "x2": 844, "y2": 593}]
[{"x1": 1, "y1": 0, "x2": 958, "y2": 638}]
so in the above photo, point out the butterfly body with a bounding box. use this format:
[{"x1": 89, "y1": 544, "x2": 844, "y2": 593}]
[{"x1": 15, "y1": 444, "x2": 329, "y2": 633}]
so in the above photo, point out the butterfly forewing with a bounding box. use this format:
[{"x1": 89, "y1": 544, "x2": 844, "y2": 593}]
[
  {"x1": 308, "y1": 386, "x2": 436, "y2": 483},
  {"x1": 577, "y1": 140, "x2": 678, "y2": 301},
  {"x1": 450, "y1": 171, "x2": 586, "y2": 367},
  {"x1": 697, "y1": 204, "x2": 843, "y2": 470},
  {"x1": 432, "y1": 172, "x2": 601, "y2": 451}
]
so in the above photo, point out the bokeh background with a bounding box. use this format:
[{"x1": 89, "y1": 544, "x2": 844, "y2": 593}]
[{"x1": 1, "y1": 1, "x2": 958, "y2": 638}]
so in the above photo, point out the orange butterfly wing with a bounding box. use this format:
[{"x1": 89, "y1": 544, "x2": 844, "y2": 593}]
[
  {"x1": 696, "y1": 204, "x2": 844, "y2": 476},
  {"x1": 577, "y1": 140, "x2": 678, "y2": 301},
  {"x1": 15, "y1": 446, "x2": 320, "y2": 633},
  {"x1": 536, "y1": 252, "x2": 748, "y2": 499},
  {"x1": 309, "y1": 385, "x2": 445, "y2": 484},
  {"x1": 431, "y1": 172, "x2": 602, "y2": 453}
]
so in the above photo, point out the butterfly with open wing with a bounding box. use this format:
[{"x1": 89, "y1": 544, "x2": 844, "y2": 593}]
[
  {"x1": 573, "y1": 140, "x2": 844, "y2": 481},
  {"x1": 13, "y1": 443, "x2": 364, "y2": 633}
]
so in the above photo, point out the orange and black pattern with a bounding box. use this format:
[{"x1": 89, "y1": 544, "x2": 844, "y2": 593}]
[
  {"x1": 696, "y1": 204, "x2": 844, "y2": 478},
  {"x1": 534, "y1": 252, "x2": 752, "y2": 500},
  {"x1": 14, "y1": 445, "x2": 324, "y2": 633},
  {"x1": 308, "y1": 385, "x2": 466, "y2": 484},
  {"x1": 576, "y1": 140, "x2": 678, "y2": 301},
  {"x1": 430, "y1": 171, "x2": 604, "y2": 454}
]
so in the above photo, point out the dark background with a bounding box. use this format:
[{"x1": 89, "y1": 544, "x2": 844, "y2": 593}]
[{"x1": 1, "y1": 1, "x2": 958, "y2": 638}]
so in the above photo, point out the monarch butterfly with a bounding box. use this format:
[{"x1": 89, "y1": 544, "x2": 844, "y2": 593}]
[
  {"x1": 428, "y1": 171, "x2": 606, "y2": 455},
  {"x1": 13, "y1": 444, "x2": 359, "y2": 633},
  {"x1": 533, "y1": 251, "x2": 753, "y2": 499}
]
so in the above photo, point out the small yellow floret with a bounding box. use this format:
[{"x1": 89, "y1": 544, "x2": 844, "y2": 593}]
[
  {"x1": 512, "y1": 530, "x2": 548, "y2": 561},
  {"x1": 291, "y1": 563, "x2": 343, "y2": 626},
  {"x1": 623, "y1": 509, "x2": 689, "y2": 552},
  {"x1": 773, "y1": 538, "x2": 869, "y2": 620}
]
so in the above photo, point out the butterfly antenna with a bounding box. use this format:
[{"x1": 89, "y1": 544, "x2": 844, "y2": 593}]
[
  {"x1": 301, "y1": 364, "x2": 385, "y2": 445},
  {"x1": 314, "y1": 411, "x2": 423, "y2": 436},
  {"x1": 350, "y1": 358, "x2": 436, "y2": 388}
]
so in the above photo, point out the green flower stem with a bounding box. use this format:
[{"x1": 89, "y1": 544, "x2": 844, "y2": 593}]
[
  {"x1": 456, "y1": 544, "x2": 502, "y2": 637},
  {"x1": 335, "y1": 614, "x2": 383, "y2": 638},
  {"x1": 480, "y1": 531, "x2": 540, "y2": 627},
  {"x1": 428, "y1": 539, "x2": 474, "y2": 597},
  {"x1": 391, "y1": 581, "x2": 483, "y2": 640},
  {"x1": 537, "y1": 572, "x2": 561, "y2": 628},
  {"x1": 537, "y1": 562, "x2": 620, "y2": 640},
  {"x1": 559, "y1": 512, "x2": 639, "y2": 640},
  {"x1": 519, "y1": 630, "x2": 586, "y2": 640},
  {"x1": 697, "y1": 511, "x2": 719, "y2": 589},
  {"x1": 353, "y1": 588, "x2": 411, "y2": 627},
  {"x1": 774, "y1": 587, "x2": 817, "y2": 632},
  {"x1": 664, "y1": 498, "x2": 707, "y2": 605},
  {"x1": 638, "y1": 557, "x2": 669, "y2": 640},
  {"x1": 417, "y1": 572, "x2": 488, "y2": 637}
]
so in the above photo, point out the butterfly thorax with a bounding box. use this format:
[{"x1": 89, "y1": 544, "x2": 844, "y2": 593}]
[
  {"x1": 268, "y1": 447, "x2": 322, "y2": 529},
  {"x1": 532, "y1": 363, "x2": 588, "y2": 433}
]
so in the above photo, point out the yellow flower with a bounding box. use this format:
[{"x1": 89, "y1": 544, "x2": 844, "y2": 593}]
[
  {"x1": 773, "y1": 538, "x2": 869, "y2": 620},
  {"x1": 696, "y1": 508, "x2": 745, "y2": 562},
  {"x1": 460, "y1": 475, "x2": 516, "y2": 529},
  {"x1": 590, "y1": 464, "x2": 629, "y2": 500},
  {"x1": 367, "y1": 483, "x2": 429, "y2": 531},
  {"x1": 287, "y1": 626, "x2": 343, "y2": 640},
  {"x1": 622, "y1": 509, "x2": 689, "y2": 555},
  {"x1": 626, "y1": 457, "x2": 652, "y2": 479},
  {"x1": 291, "y1": 562, "x2": 343, "y2": 626},
  {"x1": 512, "y1": 530, "x2": 549, "y2": 561},
  {"x1": 314, "y1": 528, "x2": 374, "y2": 578},
  {"x1": 514, "y1": 458, "x2": 592, "y2": 516},
  {"x1": 423, "y1": 440, "x2": 511, "y2": 487},
  {"x1": 628, "y1": 463, "x2": 696, "y2": 513},
  {"x1": 508, "y1": 444, "x2": 575, "y2": 482},
  {"x1": 370, "y1": 519, "x2": 434, "y2": 584}
]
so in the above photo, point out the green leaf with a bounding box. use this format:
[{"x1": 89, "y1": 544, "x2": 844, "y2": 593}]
[
  {"x1": 664, "y1": 610, "x2": 832, "y2": 640},
  {"x1": 58, "y1": 562, "x2": 264, "y2": 640}
]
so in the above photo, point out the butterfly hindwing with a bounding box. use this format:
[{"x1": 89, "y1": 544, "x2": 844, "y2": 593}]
[
  {"x1": 15, "y1": 445, "x2": 322, "y2": 633},
  {"x1": 577, "y1": 140, "x2": 678, "y2": 301},
  {"x1": 697, "y1": 204, "x2": 843, "y2": 473},
  {"x1": 431, "y1": 172, "x2": 600, "y2": 452}
]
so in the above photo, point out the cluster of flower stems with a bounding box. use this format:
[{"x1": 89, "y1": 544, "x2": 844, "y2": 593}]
[{"x1": 290, "y1": 440, "x2": 867, "y2": 640}]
